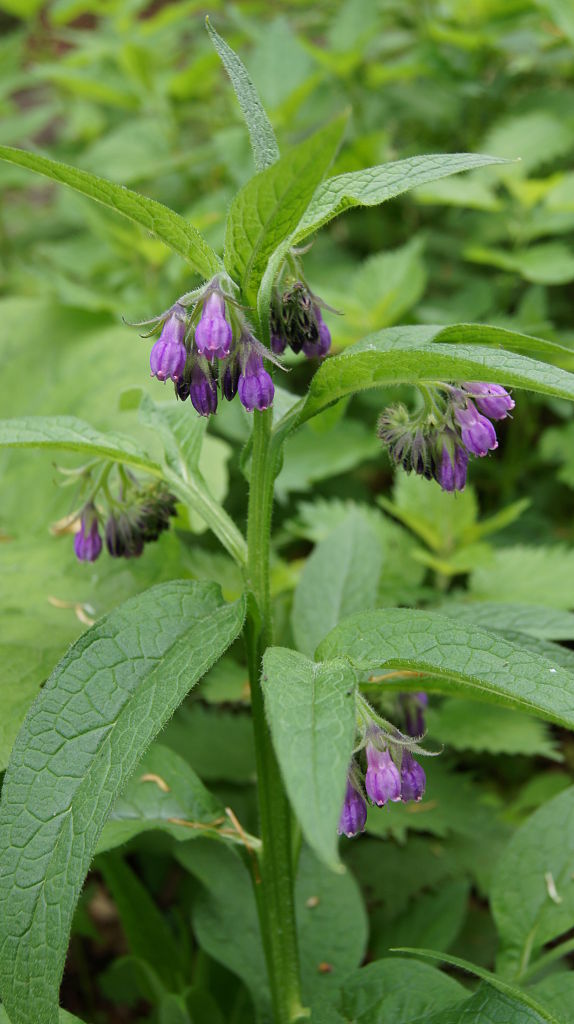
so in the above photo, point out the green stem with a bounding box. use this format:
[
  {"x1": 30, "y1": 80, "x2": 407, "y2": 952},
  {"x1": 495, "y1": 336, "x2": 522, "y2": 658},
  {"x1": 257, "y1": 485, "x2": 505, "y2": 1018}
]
[
  {"x1": 165, "y1": 468, "x2": 247, "y2": 567},
  {"x1": 245, "y1": 409, "x2": 308, "y2": 1024}
]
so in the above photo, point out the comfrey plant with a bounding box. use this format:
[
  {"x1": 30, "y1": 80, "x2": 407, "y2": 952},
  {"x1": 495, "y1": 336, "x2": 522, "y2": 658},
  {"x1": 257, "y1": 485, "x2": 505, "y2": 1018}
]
[{"x1": 3, "y1": 20, "x2": 574, "y2": 1024}]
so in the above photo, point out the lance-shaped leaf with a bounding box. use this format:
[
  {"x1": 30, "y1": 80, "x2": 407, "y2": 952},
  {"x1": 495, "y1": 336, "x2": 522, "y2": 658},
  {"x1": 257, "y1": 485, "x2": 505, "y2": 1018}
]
[
  {"x1": 274, "y1": 325, "x2": 574, "y2": 439},
  {"x1": 206, "y1": 18, "x2": 279, "y2": 172},
  {"x1": 0, "y1": 581, "x2": 246, "y2": 1024},
  {"x1": 0, "y1": 145, "x2": 222, "y2": 279},
  {"x1": 261, "y1": 648, "x2": 357, "y2": 870},
  {"x1": 293, "y1": 152, "x2": 509, "y2": 242},
  {"x1": 225, "y1": 114, "x2": 347, "y2": 303},
  {"x1": 317, "y1": 609, "x2": 574, "y2": 730}
]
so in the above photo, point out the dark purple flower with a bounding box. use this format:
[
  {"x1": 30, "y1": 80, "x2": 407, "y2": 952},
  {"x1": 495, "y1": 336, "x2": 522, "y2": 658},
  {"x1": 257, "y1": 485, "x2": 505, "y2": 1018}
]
[
  {"x1": 400, "y1": 753, "x2": 426, "y2": 803},
  {"x1": 271, "y1": 333, "x2": 287, "y2": 355},
  {"x1": 401, "y1": 693, "x2": 428, "y2": 737},
  {"x1": 150, "y1": 311, "x2": 187, "y2": 382},
  {"x1": 438, "y1": 443, "x2": 468, "y2": 492},
  {"x1": 222, "y1": 360, "x2": 240, "y2": 402},
  {"x1": 454, "y1": 402, "x2": 498, "y2": 457},
  {"x1": 194, "y1": 292, "x2": 232, "y2": 361},
  {"x1": 463, "y1": 382, "x2": 515, "y2": 420},
  {"x1": 189, "y1": 363, "x2": 218, "y2": 417},
  {"x1": 105, "y1": 514, "x2": 144, "y2": 559},
  {"x1": 302, "y1": 307, "x2": 331, "y2": 359},
  {"x1": 338, "y1": 780, "x2": 368, "y2": 838},
  {"x1": 365, "y1": 744, "x2": 401, "y2": 806},
  {"x1": 238, "y1": 352, "x2": 274, "y2": 411},
  {"x1": 74, "y1": 506, "x2": 102, "y2": 563}
]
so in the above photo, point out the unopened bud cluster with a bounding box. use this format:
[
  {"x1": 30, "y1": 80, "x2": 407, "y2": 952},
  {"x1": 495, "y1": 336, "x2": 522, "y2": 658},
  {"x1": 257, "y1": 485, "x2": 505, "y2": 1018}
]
[
  {"x1": 377, "y1": 381, "x2": 514, "y2": 492},
  {"x1": 270, "y1": 281, "x2": 331, "y2": 359},
  {"x1": 338, "y1": 721, "x2": 427, "y2": 839},
  {"x1": 73, "y1": 477, "x2": 176, "y2": 564}
]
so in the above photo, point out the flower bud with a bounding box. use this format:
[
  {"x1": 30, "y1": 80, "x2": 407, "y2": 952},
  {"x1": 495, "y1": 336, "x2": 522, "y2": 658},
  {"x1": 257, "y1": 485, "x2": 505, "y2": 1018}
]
[
  {"x1": 238, "y1": 352, "x2": 274, "y2": 411},
  {"x1": 271, "y1": 333, "x2": 287, "y2": 355},
  {"x1": 194, "y1": 292, "x2": 232, "y2": 361},
  {"x1": 73, "y1": 506, "x2": 102, "y2": 563},
  {"x1": 454, "y1": 402, "x2": 498, "y2": 457},
  {"x1": 437, "y1": 443, "x2": 468, "y2": 492},
  {"x1": 150, "y1": 310, "x2": 187, "y2": 382},
  {"x1": 365, "y1": 743, "x2": 401, "y2": 806},
  {"x1": 221, "y1": 359, "x2": 240, "y2": 402},
  {"x1": 337, "y1": 780, "x2": 368, "y2": 838},
  {"x1": 400, "y1": 752, "x2": 426, "y2": 803},
  {"x1": 400, "y1": 693, "x2": 428, "y2": 737},
  {"x1": 189, "y1": 362, "x2": 218, "y2": 417},
  {"x1": 105, "y1": 514, "x2": 144, "y2": 559},
  {"x1": 463, "y1": 382, "x2": 515, "y2": 420}
]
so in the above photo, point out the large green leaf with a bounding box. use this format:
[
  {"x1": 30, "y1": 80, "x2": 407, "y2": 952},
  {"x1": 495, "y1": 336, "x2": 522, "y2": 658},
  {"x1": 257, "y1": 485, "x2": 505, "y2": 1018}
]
[
  {"x1": 261, "y1": 648, "x2": 357, "y2": 870},
  {"x1": 335, "y1": 958, "x2": 466, "y2": 1023},
  {"x1": 224, "y1": 115, "x2": 347, "y2": 302},
  {"x1": 318, "y1": 609, "x2": 574, "y2": 730},
  {"x1": 293, "y1": 153, "x2": 508, "y2": 242},
  {"x1": 491, "y1": 787, "x2": 574, "y2": 978},
  {"x1": 291, "y1": 511, "x2": 383, "y2": 658},
  {"x1": 274, "y1": 325, "x2": 574, "y2": 439},
  {"x1": 0, "y1": 581, "x2": 245, "y2": 1024},
  {"x1": 0, "y1": 146, "x2": 222, "y2": 278},
  {"x1": 206, "y1": 18, "x2": 279, "y2": 172}
]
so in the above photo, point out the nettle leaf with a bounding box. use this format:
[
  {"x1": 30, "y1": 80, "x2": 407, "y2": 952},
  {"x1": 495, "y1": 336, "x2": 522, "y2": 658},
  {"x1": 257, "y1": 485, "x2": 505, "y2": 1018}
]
[
  {"x1": 224, "y1": 114, "x2": 347, "y2": 303},
  {"x1": 0, "y1": 581, "x2": 245, "y2": 1024},
  {"x1": 291, "y1": 511, "x2": 383, "y2": 658},
  {"x1": 318, "y1": 609, "x2": 574, "y2": 730},
  {"x1": 335, "y1": 957, "x2": 466, "y2": 1024},
  {"x1": 261, "y1": 648, "x2": 356, "y2": 870},
  {"x1": 435, "y1": 601, "x2": 574, "y2": 642},
  {"x1": 206, "y1": 18, "x2": 280, "y2": 172},
  {"x1": 427, "y1": 699, "x2": 561, "y2": 761},
  {"x1": 0, "y1": 146, "x2": 222, "y2": 278},
  {"x1": 274, "y1": 325, "x2": 574, "y2": 438},
  {"x1": 491, "y1": 786, "x2": 574, "y2": 978},
  {"x1": 293, "y1": 153, "x2": 508, "y2": 242}
]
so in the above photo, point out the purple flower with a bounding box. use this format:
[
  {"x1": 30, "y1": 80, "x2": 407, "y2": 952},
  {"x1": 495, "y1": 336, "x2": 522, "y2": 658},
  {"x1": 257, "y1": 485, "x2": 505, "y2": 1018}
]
[
  {"x1": 74, "y1": 506, "x2": 102, "y2": 563},
  {"x1": 463, "y1": 382, "x2": 515, "y2": 420},
  {"x1": 105, "y1": 514, "x2": 144, "y2": 559},
  {"x1": 454, "y1": 402, "x2": 498, "y2": 457},
  {"x1": 222, "y1": 360, "x2": 240, "y2": 402},
  {"x1": 438, "y1": 443, "x2": 468, "y2": 492},
  {"x1": 271, "y1": 333, "x2": 287, "y2": 355},
  {"x1": 365, "y1": 744, "x2": 401, "y2": 806},
  {"x1": 189, "y1": 363, "x2": 218, "y2": 417},
  {"x1": 302, "y1": 308, "x2": 331, "y2": 359},
  {"x1": 338, "y1": 780, "x2": 368, "y2": 838},
  {"x1": 194, "y1": 292, "x2": 232, "y2": 361},
  {"x1": 150, "y1": 310, "x2": 187, "y2": 382},
  {"x1": 238, "y1": 352, "x2": 274, "y2": 411},
  {"x1": 400, "y1": 753, "x2": 426, "y2": 803},
  {"x1": 401, "y1": 693, "x2": 428, "y2": 737}
]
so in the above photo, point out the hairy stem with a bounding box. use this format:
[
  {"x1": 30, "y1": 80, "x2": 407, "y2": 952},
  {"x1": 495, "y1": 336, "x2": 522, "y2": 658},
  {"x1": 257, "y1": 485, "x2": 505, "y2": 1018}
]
[{"x1": 245, "y1": 409, "x2": 308, "y2": 1024}]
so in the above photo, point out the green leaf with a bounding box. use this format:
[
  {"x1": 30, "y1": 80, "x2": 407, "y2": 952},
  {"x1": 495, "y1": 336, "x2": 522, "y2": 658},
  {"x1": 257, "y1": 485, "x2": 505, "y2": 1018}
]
[
  {"x1": 491, "y1": 786, "x2": 574, "y2": 978},
  {"x1": 335, "y1": 957, "x2": 466, "y2": 1024},
  {"x1": 370, "y1": 880, "x2": 470, "y2": 961},
  {"x1": 0, "y1": 643, "x2": 67, "y2": 772},
  {"x1": 97, "y1": 744, "x2": 224, "y2": 853},
  {"x1": 205, "y1": 19, "x2": 280, "y2": 172},
  {"x1": 224, "y1": 115, "x2": 347, "y2": 302},
  {"x1": 396, "y1": 951, "x2": 564, "y2": 1024},
  {"x1": 0, "y1": 414, "x2": 160, "y2": 472},
  {"x1": 274, "y1": 325, "x2": 574, "y2": 438},
  {"x1": 291, "y1": 511, "x2": 383, "y2": 658},
  {"x1": 0, "y1": 145, "x2": 222, "y2": 278},
  {"x1": 533, "y1": 976, "x2": 574, "y2": 1024},
  {"x1": 293, "y1": 153, "x2": 508, "y2": 242},
  {"x1": 276, "y1": 419, "x2": 379, "y2": 497},
  {"x1": 0, "y1": 581, "x2": 246, "y2": 1024},
  {"x1": 435, "y1": 602, "x2": 574, "y2": 641},
  {"x1": 318, "y1": 609, "x2": 574, "y2": 730},
  {"x1": 261, "y1": 648, "x2": 357, "y2": 870},
  {"x1": 427, "y1": 700, "x2": 561, "y2": 760},
  {"x1": 470, "y1": 546, "x2": 574, "y2": 609},
  {"x1": 0, "y1": 1011, "x2": 80, "y2": 1024},
  {"x1": 424, "y1": 984, "x2": 564, "y2": 1024}
]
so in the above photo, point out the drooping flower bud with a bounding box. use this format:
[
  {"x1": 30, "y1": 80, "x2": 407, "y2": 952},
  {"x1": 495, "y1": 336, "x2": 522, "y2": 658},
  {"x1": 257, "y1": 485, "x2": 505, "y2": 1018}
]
[
  {"x1": 338, "y1": 780, "x2": 368, "y2": 838},
  {"x1": 365, "y1": 743, "x2": 401, "y2": 806},
  {"x1": 238, "y1": 351, "x2": 275, "y2": 411},
  {"x1": 400, "y1": 752, "x2": 426, "y2": 803},
  {"x1": 194, "y1": 292, "x2": 232, "y2": 361},
  {"x1": 400, "y1": 693, "x2": 428, "y2": 738},
  {"x1": 462, "y1": 382, "x2": 515, "y2": 420},
  {"x1": 454, "y1": 401, "x2": 498, "y2": 457},
  {"x1": 271, "y1": 333, "x2": 287, "y2": 355},
  {"x1": 189, "y1": 362, "x2": 218, "y2": 417},
  {"x1": 221, "y1": 359, "x2": 240, "y2": 402},
  {"x1": 150, "y1": 308, "x2": 187, "y2": 382},
  {"x1": 73, "y1": 505, "x2": 102, "y2": 563},
  {"x1": 437, "y1": 442, "x2": 468, "y2": 492},
  {"x1": 302, "y1": 307, "x2": 331, "y2": 358},
  {"x1": 105, "y1": 514, "x2": 144, "y2": 559}
]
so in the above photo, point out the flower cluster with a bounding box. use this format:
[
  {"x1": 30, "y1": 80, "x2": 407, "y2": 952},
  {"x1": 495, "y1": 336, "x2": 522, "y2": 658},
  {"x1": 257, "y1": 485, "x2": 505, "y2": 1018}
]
[
  {"x1": 73, "y1": 481, "x2": 177, "y2": 564},
  {"x1": 377, "y1": 381, "x2": 514, "y2": 492},
  {"x1": 338, "y1": 724, "x2": 427, "y2": 839},
  {"x1": 270, "y1": 281, "x2": 331, "y2": 358}
]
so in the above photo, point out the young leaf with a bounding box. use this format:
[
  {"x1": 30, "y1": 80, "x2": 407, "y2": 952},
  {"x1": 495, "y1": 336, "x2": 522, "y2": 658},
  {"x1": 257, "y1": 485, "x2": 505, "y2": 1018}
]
[
  {"x1": 0, "y1": 581, "x2": 246, "y2": 1024},
  {"x1": 491, "y1": 786, "x2": 574, "y2": 978},
  {"x1": 293, "y1": 153, "x2": 509, "y2": 242},
  {"x1": 224, "y1": 114, "x2": 347, "y2": 302},
  {"x1": 291, "y1": 510, "x2": 383, "y2": 658},
  {"x1": 317, "y1": 609, "x2": 574, "y2": 730},
  {"x1": 261, "y1": 649, "x2": 357, "y2": 870},
  {"x1": 205, "y1": 18, "x2": 280, "y2": 172},
  {"x1": 0, "y1": 145, "x2": 222, "y2": 279}
]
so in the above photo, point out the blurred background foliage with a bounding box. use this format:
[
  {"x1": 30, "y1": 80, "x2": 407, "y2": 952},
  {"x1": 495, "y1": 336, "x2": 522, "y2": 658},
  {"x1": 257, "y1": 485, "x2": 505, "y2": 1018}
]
[{"x1": 3, "y1": 1, "x2": 574, "y2": 1021}]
